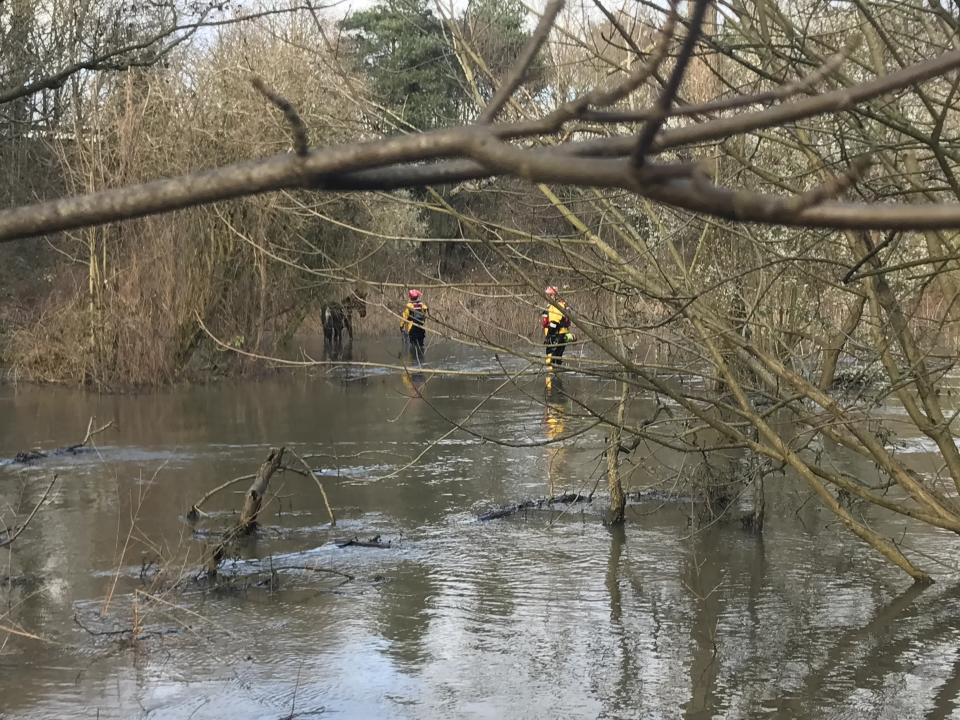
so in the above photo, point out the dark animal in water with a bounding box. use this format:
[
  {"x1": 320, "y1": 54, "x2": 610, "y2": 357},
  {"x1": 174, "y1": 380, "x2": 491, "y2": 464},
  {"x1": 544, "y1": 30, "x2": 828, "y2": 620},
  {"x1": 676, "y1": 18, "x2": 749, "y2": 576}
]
[{"x1": 322, "y1": 291, "x2": 367, "y2": 349}]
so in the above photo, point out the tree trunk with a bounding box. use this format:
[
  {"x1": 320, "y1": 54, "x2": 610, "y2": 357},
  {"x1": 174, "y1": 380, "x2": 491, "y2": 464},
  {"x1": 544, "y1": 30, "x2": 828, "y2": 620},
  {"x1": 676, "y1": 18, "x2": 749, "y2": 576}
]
[
  {"x1": 206, "y1": 447, "x2": 286, "y2": 576},
  {"x1": 818, "y1": 295, "x2": 866, "y2": 390},
  {"x1": 239, "y1": 447, "x2": 285, "y2": 532},
  {"x1": 606, "y1": 426, "x2": 626, "y2": 525},
  {"x1": 606, "y1": 285, "x2": 628, "y2": 525}
]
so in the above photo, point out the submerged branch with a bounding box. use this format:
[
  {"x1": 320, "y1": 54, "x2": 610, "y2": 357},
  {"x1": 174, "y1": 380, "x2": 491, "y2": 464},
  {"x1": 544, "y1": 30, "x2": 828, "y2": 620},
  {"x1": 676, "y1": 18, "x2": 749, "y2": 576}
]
[
  {"x1": 0, "y1": 476, "x2": 57, "y2": 549},
  {"x1": 187, "y1": 474, "x2": 257, "y2": 521},
  {"x1": 288, "y1": 449, "x2": 336, "y2": 526}
]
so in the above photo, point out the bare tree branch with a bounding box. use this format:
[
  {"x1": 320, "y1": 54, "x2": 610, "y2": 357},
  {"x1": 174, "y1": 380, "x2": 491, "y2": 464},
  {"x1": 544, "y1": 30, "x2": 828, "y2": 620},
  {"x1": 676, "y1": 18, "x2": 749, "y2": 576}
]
[
  {"x1": 252, "y1": 77, "x2": 310, "y2": 157},
  {"x1": 0, "y1": 2, "x2": 959, "y2": 247},
  {"x1": 0, "y1": 477, "x2": 57, "y2": 549},
  {"x1": 632, "y1": 0, "x2": 713, "y2": 165},
  {"x1": 0, "y1": 5, "x2": 335, "y2": 106},
  {"x1": 478, "y1": 0, "x2": 565, "y2": 123}
]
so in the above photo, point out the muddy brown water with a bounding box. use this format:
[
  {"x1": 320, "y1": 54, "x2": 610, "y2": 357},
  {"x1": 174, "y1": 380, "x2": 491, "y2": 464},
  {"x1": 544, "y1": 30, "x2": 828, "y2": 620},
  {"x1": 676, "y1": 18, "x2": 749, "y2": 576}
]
[{"x1": 2, "y1": 341, "x2": 960, "y2": 719}]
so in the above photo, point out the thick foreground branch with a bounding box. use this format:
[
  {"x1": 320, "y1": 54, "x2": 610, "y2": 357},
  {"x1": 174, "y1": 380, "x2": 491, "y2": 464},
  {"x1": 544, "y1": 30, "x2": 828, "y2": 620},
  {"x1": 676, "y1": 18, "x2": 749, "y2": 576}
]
[{"x1": 0, "y1": 45, "x2": 960, "y2": 238}]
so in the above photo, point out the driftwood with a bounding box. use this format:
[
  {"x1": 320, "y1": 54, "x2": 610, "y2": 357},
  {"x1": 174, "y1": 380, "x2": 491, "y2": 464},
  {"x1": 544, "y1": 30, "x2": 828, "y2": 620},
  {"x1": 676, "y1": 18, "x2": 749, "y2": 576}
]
[
  {"x1": 190, "y1": 446, "x2": 343, "y2": 578},
  {"x1": 478, "y1": 489, "x2": 706, "y2": 521},
  {"x1": 73, "y1": 612, "x2": 182, "y2": 642},
  {"x1": 334, "y1": 534, "x2": 391, "y2": 549},
  {"x1": 10, "y1": 418, "x2": 113, "y2": 465},
  {"x1": 0, "y1": 574, "x2": 42, "y2": 591},
  {"x1": 478, "y1": 492, "x2": 592, "y2": 521},
  {"x1": 239, "y1": 447, "x2": 285, "y2": 530},
  {"x1": 623, "y1": 489, "x2": 701, "y2": 505}
]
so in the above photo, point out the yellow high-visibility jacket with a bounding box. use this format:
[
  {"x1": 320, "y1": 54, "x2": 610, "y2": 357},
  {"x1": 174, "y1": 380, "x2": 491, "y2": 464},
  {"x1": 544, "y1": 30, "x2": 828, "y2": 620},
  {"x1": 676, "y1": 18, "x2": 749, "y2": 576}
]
[
  {"x1": 542, "y1": 302, "x2": 571, "y2": 338},
  {"x1": 401, "y1": 301, "x2": 429, "y2": 333}
]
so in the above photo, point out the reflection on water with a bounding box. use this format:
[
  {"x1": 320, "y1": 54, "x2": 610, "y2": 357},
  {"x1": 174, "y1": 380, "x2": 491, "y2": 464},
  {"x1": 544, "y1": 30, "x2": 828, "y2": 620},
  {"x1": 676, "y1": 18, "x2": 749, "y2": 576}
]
[
  {"x1": 544, "y1": 379, "x2": 570, "y2": 495},
  {"x1": 377, "y1": 561, "x2": 435, "y2": 671},
  {"x1": 2, "y1": 343, "x2": 960, "y2": 718}
]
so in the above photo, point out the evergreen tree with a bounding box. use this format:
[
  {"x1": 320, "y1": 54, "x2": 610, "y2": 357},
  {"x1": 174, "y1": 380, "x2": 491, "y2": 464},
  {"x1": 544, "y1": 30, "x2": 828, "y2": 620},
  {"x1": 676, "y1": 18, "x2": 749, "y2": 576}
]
[{"x1": 340, "y1": 0, "x2": 467, "y2": 131}]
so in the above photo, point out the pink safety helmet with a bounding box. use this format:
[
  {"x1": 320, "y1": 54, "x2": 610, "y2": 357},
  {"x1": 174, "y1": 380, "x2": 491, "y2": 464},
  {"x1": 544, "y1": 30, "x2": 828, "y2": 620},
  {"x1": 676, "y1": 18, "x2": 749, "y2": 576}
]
[
  {"x1": 545, "y1": 286, "x2": 558, "y2": 298},
  {"x1": 408, "y1": 289, "x2": 422, "y2": 301}
]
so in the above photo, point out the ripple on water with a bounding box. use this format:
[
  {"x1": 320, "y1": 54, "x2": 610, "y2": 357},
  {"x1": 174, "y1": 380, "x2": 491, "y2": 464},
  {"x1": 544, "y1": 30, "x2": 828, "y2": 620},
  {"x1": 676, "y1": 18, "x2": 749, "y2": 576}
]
[{"x1": 10, "y1": 363, "x2": 960, "y2": 719}]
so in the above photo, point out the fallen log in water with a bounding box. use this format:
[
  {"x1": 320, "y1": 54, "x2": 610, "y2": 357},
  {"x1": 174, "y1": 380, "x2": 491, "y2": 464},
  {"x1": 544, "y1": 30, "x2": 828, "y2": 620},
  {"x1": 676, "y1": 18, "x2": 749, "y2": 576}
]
[
  {"x1": 623, "y1": 489, "x2": 702, "y2": 505},
  {"x1": 207, "y1": 551, "x2": 355, "y2": 592},
  {"x1": 186, "y1": 445, "x2": 347, "y2": 580},
  {"x1": 477, "y1": 489, "x2": 703, "y2": 522},
  {"x1": 334, "y1": 534, "x2": 392, "y2": 549},
  {"x1": 478, "y1": 492, "x2": 592, "y2": 521},
  {"x1": 8, "y1": 418, "x2": 113, "y2": 465},
  {"x1": 73, "y1": 612, "x2": 183, "y2": 643},
  {"x1": 0, "y1": 573, "x2": 43, "y2": 591}
]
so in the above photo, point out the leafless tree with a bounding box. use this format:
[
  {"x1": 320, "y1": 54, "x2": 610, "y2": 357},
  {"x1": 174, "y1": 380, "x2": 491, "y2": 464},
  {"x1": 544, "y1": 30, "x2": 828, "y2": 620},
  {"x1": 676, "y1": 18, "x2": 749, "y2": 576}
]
[{"x1": 7, "y1": 0, "x2": 960, "y2": 579}]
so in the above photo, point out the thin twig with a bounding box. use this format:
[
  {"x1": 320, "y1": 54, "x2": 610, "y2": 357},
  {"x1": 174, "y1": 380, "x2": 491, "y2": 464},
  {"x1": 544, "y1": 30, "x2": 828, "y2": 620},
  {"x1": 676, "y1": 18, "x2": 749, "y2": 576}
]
[
  {"x1": 633, "y1": 0, "x2": 713, "y2": 165},
  {"x1": 0, "y1": 476, "x2": 57, "y2": 549},
  {"x1": 80, "y1": 418, "x2": 114, "y2": 446},
  {"x1": 187, "y1": 473, "x2": 257, "y2": 520},
  {"x1": 478, "y1": 0, "x2": 564, "y2": 123},
  {"x1": 784, "y1": 156, "x2": 872, "y2": 213},
  {"x1": 583, "y1": 2, "x2": 678, "y2": 111},
  {"x1": 582, "y1": 33, "x2": 859, "y2": 122},
  {"x1": 288, "y1": 449, "x2": 336, "y2": 526},
  {"x1": 288, "y1": 661, "x2": 303, "y2": 720},
  {"x1": 0, "y1": 622, "x2": 44, "y2": 641},
  {"x1": 843, "y1": 230, "x2": 898, "y2": 283},
  {"x1": 134, "y1": 589, "x2": 235, "y2": 638}
]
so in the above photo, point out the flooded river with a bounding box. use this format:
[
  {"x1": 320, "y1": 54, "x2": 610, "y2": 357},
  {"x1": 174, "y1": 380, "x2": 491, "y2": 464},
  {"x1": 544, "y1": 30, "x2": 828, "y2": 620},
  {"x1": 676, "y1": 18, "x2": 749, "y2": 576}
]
[{"x1": 2, "y1": 341, "x2": 960, "y2": 719}]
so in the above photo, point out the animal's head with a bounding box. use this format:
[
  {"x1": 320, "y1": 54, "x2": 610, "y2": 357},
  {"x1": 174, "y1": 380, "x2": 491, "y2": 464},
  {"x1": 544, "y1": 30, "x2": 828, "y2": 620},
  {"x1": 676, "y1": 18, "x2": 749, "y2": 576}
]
[{"x1": 351, "y1": 288, "x2": 368, "y2": 317}]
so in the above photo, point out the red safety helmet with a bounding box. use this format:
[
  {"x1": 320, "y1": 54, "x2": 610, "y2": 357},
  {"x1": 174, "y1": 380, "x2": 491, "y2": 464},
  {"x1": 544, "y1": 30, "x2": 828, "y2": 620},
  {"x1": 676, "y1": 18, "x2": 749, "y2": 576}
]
[
  {"x1": 408, "y1": 289, "x2": 422, "y2": 301},
  {"x1": 545, "y1": 286, "x2": 558, "y2": 298}
]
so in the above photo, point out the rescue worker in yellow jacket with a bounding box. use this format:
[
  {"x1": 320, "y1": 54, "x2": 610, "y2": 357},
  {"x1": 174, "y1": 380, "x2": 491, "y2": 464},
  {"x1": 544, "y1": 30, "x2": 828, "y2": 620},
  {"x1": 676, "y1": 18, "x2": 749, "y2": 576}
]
[
  {"x1": 541, "y1": 286, "x2": 574, "y2": 369},
  {"x1": 401, "y1": 289, "x2": 429, "y2": 362}
]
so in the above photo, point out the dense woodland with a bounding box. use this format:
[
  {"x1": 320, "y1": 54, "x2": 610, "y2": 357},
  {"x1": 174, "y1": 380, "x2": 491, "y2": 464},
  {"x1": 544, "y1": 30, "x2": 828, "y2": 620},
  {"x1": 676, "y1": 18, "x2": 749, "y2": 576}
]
[{"x1": 5, "y1": 0, "x2": 960, "y2": 579}]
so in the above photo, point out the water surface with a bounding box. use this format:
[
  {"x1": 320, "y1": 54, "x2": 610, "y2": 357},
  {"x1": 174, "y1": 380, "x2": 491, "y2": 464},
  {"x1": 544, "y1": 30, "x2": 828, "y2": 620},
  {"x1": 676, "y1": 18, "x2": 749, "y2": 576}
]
[{"x1": 1, "y1": 342, "x2": 959, "y2": 719}]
